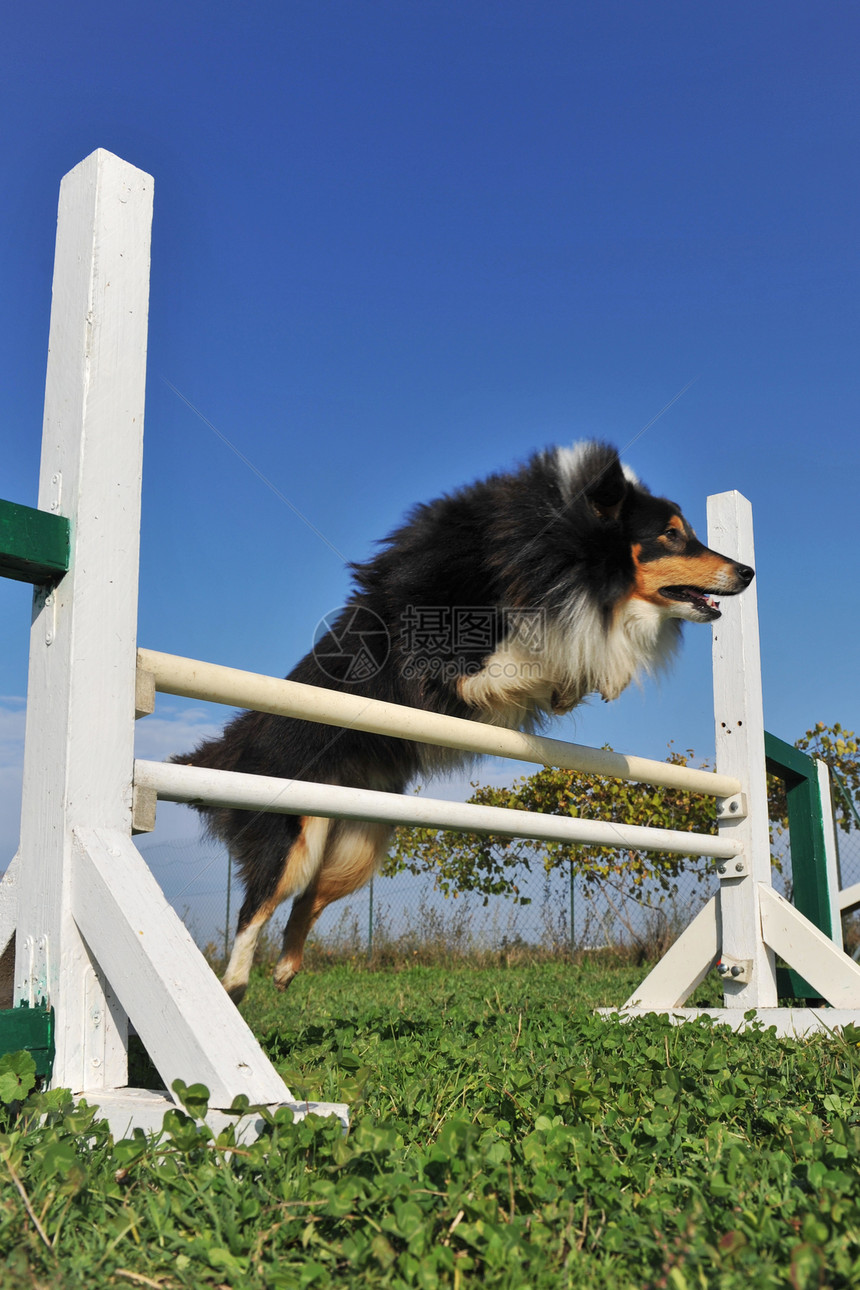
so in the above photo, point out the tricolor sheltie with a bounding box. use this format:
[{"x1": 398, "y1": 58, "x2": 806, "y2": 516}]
[{"x1": 175, "y1": 441, "x2": 753, "y2": 1001}]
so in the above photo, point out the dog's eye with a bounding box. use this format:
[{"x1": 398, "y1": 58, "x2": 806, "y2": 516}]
[{"x1": 664, "y1": 526, "x2": 682, "y2": 543}]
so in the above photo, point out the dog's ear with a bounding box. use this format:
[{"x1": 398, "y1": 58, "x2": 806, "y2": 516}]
[{"x1": 585, "y1": 453, "x2": 628, "y2": 523}]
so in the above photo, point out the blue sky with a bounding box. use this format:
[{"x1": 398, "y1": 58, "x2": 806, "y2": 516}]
[{"x1": 1, "y1": 2, "x2": 859, "y2": 915}]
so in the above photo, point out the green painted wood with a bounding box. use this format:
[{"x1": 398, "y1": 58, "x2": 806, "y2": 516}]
[
  {"x1": 765, "y1": 731, "x2": 820, "y2": 782},
  {"x1": 765, "y1": 731, "x2": 832, "y2": 1002},
  {"x1": 0, "y1": 1004, "x2": 55, "y2": 1080},
  {"x1": 0, "y1": 499, "x2": 70, "y2": 585}
]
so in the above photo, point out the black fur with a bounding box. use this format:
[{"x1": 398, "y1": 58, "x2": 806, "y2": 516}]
[{"x1": 174, "y1": 441, "x2": 753, "y2": 983}]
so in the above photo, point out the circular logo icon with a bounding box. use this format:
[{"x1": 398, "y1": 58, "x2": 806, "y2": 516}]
[{"x1": 312, "y1": 605, "x2": 390, "y2": 683}]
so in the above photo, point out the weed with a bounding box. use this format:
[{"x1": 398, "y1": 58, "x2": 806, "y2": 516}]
[{"x1": 3, "y1": 964, "x2": 860, "y2": 1288}]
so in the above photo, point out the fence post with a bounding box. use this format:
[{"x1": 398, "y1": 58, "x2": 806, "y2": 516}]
[
  {"x1": 569, "y1": 859, "x2": 575, "y2": 959},
  {"x1": 368, "y1": 874, "x2": 375, "y2": 958},
  {"x1": 224, "y1": 852, "x2": 233, "y2": 968}
]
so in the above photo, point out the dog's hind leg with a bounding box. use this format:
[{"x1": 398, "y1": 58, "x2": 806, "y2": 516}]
[
  {"x1": 272, "y1": 819, "x2": 392, "y2": 991},
  {"x1": 221, "y1": 815, "x2": 330, "y2": 1003}
]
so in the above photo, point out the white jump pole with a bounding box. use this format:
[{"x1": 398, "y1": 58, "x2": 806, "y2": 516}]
[
  {"x1": 137, "y1": 650, "x2": 742, "y2": 798},
  {"x1": 135, "y1": 759, "x2": 742, "y2": 860},
  {"x1": 137, "y1": 650, "x2": 742, "y2": 799}
]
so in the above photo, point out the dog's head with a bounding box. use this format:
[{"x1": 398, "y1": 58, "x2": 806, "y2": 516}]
[{"x1": 576, "y1": 444, "x2": 754, "y2": 623}]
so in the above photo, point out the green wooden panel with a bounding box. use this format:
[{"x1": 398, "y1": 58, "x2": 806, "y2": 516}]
[
  {"x1": 0, "y1": 498, "x2": 70, "y2": 585},
  {"x1": 776, "y1": 966, "x2": 822, "y2": 1005},
  {"x1": 764, "y1": 731, "x2": 819, "y2": 783},
  {"x1": 0, "y1": 1004, "x2": 55, "y2": 1080},
  {"x1": 765, "y1": 732, "x2": 832, "y2": 939},
  {"x1": 765, "y1": 731, "x2": 831, "y2": 1003}
]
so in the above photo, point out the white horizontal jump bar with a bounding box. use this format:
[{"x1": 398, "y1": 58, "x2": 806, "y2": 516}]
[
  {"x1": 137, "y1": 649, "x2": 741, "y2": 798},
  {"x1": 134, "y1": 760, "x2": 742, "y2": 860}
]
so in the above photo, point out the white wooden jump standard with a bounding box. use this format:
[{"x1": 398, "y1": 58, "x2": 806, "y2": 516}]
[
  {"x1": 0, "y1": 150, "x2": 346, "y2": 1138},
  {"x1": 614, "y1": 491, "x2": 860, "y2": 1034}
]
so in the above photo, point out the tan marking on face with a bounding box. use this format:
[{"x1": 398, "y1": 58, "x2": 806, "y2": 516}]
[{"x1": 630, "y1": 548, "x2": 740, "y2": 606}]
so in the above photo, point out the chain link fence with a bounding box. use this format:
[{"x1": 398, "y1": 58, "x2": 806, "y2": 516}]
[{"x1": 135, "y1": 833, "x2": 721, "y2": 968}]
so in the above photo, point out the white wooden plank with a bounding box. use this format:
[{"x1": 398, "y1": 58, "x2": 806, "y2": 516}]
[
  {"x1": 815, "y1": 759, "x2": 843, "y2": 949},
  {"x1": 82, "y1": 1089, "x2": 349, "y2": 1140},
  {"x1": 14, "y1": 151, "x2": 153, "y2": 1090},
  {"x1": 71, "y1": 828, "x2": 293, "y2": 1108},
  {"x1": 135, "y1": 759, "x2": 742, "y2": 860},
  {"x1": 758, "y1": 884, "x2": 860, "y2": 1006},
  {"x1": 708, "y1": 492, "x2": 778, "y2": 1007},
  {"x1": 602, "y1": 1007, "x2": 860, "y2": 1037},
  {"x1": 621, "y1": 895, "x2": 720, "y2": 1008},
  {"x1": 139, "y1": 649, "x2": 742, "y2": 798}
]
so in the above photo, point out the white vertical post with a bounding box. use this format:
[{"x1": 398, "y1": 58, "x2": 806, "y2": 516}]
[
  {"x1": 816, "y1": 759, "x2": 844, "y2": 952},
  {"x1": 14, "y1": 151, "x2": 153, "y2": 1091},
  {"x1": 709, "y1": 491, "x2": 778, "y2": 1007}
]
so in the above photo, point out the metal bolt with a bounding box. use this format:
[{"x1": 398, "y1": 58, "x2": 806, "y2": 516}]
[
  {"x1": 730, "y1": 965, "x2": 742, "y2": 977},
  {"x1": 717, "y1": 963, "x2": 727, "y2": 974},
  {"x1": 729, "y1": 801, "x2": 739, "y2": 813},
  {"x1": 735, "y1": 862, "x2": 744, "y2": 873},
  {"x1": 718, "y1": 864, "x2": 726, "y2": 875}
]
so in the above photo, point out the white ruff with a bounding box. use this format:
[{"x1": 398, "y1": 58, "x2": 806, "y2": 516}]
[{"x1": 457, "y1": 598, "x2": 680, "y2": 728}]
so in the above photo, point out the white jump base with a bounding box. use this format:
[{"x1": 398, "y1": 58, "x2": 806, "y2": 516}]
[
  {"x1": 604, "y1": 1008, "x2": 860, "y2": 1038},
  {"x1": 3, "y1": 150, "x2": 860, "y2": 1142}
]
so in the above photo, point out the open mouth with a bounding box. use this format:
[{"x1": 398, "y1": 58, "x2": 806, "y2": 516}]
[{"x1": 659, "y1": 585, "x2": 721, "y2": 620}]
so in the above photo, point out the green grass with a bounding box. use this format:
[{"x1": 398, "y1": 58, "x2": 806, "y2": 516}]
[{"x1": 3, "y1": 961, "x2": 860, "y2": 1288}]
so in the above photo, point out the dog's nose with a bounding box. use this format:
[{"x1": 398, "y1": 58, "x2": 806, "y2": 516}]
[{"x1": 736, "y1": 563, "x2": 755, "y2": 586}]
